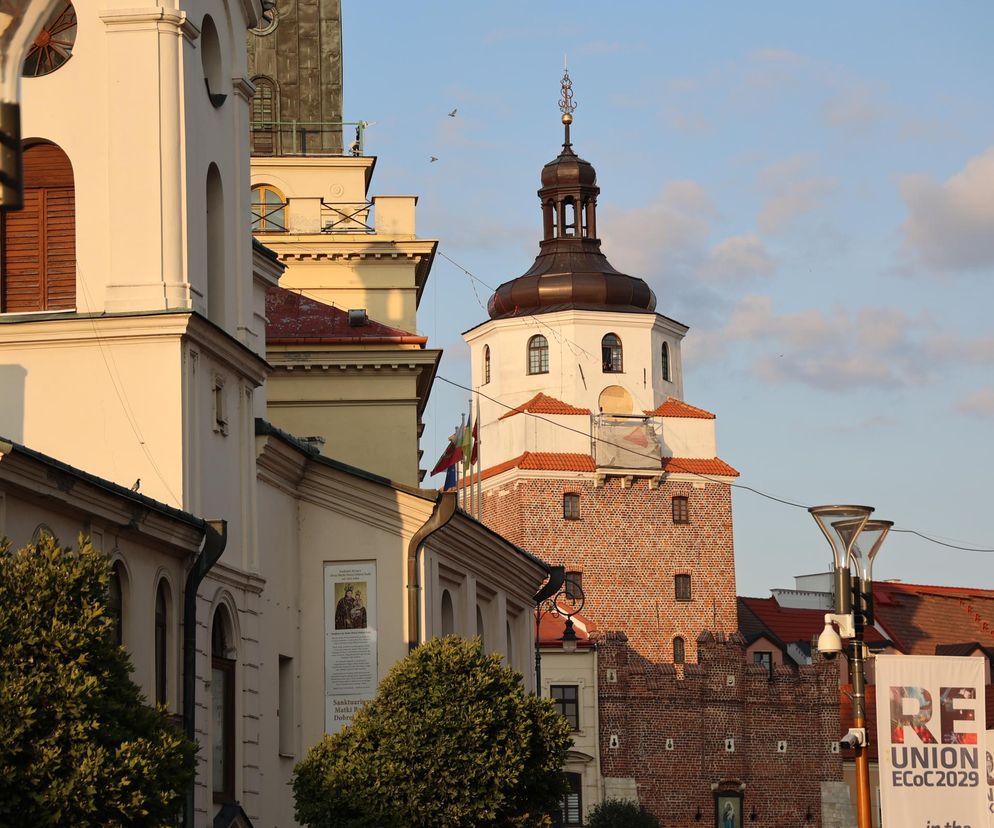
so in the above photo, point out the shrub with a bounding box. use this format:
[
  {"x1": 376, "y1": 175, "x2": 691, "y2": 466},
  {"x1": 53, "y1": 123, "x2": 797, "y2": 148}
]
[
  {"x1": 586, "y1": 798, "x2": 661, "y2": 828},
  {"x1": 0, "y1": 535, "x2": 195, "y2": 826},
  {"x1": 294, "y1": 635, "x2": 572, "y2": 827}
]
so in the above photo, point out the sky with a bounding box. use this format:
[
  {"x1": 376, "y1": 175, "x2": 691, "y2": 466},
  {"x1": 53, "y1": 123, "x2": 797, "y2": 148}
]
[{"x1": 341, "y1": 2, "x2": 994, "y2": 598}]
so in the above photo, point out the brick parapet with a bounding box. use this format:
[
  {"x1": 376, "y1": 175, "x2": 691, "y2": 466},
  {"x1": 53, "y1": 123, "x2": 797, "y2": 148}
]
[{"x1": 597, "y1": 633, "x2": 844, "y2": 827}]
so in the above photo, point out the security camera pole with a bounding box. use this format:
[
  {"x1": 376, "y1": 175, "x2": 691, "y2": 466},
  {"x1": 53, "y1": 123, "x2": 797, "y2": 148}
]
[{"x1": 810, "y1": 505, "x2": 892, "y2": 828}]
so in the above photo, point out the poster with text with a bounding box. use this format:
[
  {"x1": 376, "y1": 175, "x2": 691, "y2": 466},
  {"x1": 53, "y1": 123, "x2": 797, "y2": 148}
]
[
  {"x1": 875, "y1": 655, "x2": 986, "y2": 828},
  {"x1": 986, "y1": 728, "x2": 994, "y2": 827},
  {"x1": 324, "y1": 561, "x2": 377, "y2": 735}
]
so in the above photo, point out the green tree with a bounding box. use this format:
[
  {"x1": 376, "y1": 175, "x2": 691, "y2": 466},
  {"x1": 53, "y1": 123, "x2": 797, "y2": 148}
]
[
  {"x1": 294, "y1": 635, "x2": 572, "y2": 828},
  {"x1": 586, "y1": 799, "x2": 661, "y2": 828},
  {"x1": 0, "y1": 535, "x2": 195, "y2": 827}
]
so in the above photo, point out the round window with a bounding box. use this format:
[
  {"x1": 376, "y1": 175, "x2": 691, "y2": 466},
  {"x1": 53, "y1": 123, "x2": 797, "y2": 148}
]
[
  {"x1": 23, "y1": 0, "x2": 78, "y2": 78},
  {"x1": 251, "y1": 3, "x2": 279, "y2": 36}
]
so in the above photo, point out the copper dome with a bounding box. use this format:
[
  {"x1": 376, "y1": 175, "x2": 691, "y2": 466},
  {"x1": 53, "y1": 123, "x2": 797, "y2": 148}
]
[{"x1": 488, "y1": 128, "x2": 656, "y2": 320}]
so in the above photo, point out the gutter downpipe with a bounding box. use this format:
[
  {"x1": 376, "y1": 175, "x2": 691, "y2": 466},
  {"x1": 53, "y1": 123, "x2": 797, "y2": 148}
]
[
  {"x1": 183, "y1": 519, "x2": 228, "y2": 828},
  {"x1": 407, "y1": 492, "x2": 458, "y2": 653}
]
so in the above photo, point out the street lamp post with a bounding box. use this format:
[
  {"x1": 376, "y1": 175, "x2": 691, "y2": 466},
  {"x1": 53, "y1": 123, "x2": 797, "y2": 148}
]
[
  {"x1": 534, "y1": 573, "x2": 585, "y2": 692},
  {"x1": 810, "y1": 505, "x2": 893, "y2": 828}
]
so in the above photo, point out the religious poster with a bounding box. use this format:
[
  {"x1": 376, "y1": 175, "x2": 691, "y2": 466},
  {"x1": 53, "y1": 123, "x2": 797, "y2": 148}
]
[
  {"x1": 714, "y1": 792, "x2": 742, "y2": 828},
  {"x1": 875, "y1": 655, "x2": 986, "y2": 828},
  {"x1": 324, "y1": 561, "x2": 377, "y2": 734}
]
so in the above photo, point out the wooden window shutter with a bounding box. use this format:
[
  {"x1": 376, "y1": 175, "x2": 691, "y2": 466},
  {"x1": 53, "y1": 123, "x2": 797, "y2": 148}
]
[{"x1": 1, "y1": 142, "x2": 76, "y2": 312}]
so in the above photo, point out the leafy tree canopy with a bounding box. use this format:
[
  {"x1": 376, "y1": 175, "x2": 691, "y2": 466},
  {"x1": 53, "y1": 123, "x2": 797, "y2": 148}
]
[
  {"x1": 586, "y1": 798, "x2": 661, "y2": 828},
  {"x1": 294, "y1": 635, "x2": 572, "y2": 828},
  {"x1": 0, "y1": 535, "x2": 195, "y2": 827}
]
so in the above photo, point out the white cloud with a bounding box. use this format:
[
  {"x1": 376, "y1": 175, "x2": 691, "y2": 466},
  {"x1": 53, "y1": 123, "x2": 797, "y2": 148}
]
[
  {"x1": 900, "y1": 146, "x2": 994, "y2": 273},
  {"x1": 757, "y1": 155, "x2": 837, "y2": 234},
  {"x1": 598, "y1": 181, "x2": 776, "y2": 314},
  {"x1": 956, "y1": 388, "x2": 994, "y2": 418},
  {"x1": 700, "y1": 236, "x2": 776, "y2": 285}
]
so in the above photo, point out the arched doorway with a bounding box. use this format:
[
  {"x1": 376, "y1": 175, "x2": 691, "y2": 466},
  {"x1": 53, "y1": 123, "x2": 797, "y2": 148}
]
[{"x1": 1, "y1": 142, "x2": 76, "y2": 312}]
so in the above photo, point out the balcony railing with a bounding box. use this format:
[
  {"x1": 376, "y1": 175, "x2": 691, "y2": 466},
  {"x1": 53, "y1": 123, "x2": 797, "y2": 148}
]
[{"x1": 250, "y1": 120, "x2": 367, "y2": 158}]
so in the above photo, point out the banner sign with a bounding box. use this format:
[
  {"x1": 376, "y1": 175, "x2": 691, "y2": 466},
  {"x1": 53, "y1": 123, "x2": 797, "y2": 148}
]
[
  {"x1": 324, "y1": 561, "x2": 377, "y2": 735},
  {"x1": 875, "y1": 655, "x2": 986, "y2": 828},
  {"x1": 987, "y1": 729, "x2": 994, "y2": 827}
]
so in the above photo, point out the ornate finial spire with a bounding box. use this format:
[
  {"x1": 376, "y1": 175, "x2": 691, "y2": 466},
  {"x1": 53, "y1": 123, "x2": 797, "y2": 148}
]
[{"x1": 559, "y1": 63, "x2": 576, "y2": 147}]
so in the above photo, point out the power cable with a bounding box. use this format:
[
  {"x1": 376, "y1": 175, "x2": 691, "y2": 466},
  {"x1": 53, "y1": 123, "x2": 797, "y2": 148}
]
[{"x1": 433, "y1": 374, "x2": 994, "y2": 554}]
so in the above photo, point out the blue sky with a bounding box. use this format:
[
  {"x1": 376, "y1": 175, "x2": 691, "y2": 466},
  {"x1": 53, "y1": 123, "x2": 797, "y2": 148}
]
[{"x1": 342, "y1": 2, "x2": 994, "y2": 597}]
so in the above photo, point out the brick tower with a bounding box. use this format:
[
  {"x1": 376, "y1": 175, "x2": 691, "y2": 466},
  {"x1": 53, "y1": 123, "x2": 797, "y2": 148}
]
[{"x1": 464, "y1": 71, "x2": 740, "y2": 665}]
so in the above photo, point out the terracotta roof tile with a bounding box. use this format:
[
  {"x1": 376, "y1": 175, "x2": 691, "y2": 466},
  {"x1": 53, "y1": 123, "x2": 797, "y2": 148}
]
[
  {"x1": 661, "y1": 456, "x2": 739, "y2": 477},
  {"x1": 738, "y1": 596, "x2": 889, "y2": 647},
  {"x1": 644, "y1": 397, "x2": 716, "y2": 419},
  {"x1": 266, "y1": 286, "x2": 427, "y2": 346},
  {"x1": 537, "y1": 608, "x2": 596, "y2": 648},
  {"x1": 499, "y1": 393, "x2": 592, "y2": 420},
  {"x1": 871, "y1": 581, "x2": 994, "y2": 655},
  {"x1": 465, "y1": 452, "x2": 738, "y2": 485}
]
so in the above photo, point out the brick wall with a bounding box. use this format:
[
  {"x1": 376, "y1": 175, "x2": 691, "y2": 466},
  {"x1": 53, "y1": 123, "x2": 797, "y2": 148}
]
[
  {"x1": 598, "y1": 631, "x2": 844, "y2": 828},
  {"x1": 482, "y1": 474, "x2": 737, "y2": 663}
]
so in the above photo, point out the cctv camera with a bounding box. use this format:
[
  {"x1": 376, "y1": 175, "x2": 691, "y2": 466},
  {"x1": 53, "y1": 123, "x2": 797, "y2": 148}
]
[
  {"x1": 839, "y1": 728, "x2": 866, "y2": 748},
  {"x1": 817, "y1": 616, "x2": 843, "y2": 658}
]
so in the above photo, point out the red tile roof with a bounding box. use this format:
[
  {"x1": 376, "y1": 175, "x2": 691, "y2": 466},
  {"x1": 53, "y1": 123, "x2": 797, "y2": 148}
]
[
  {"x1": 644, "y1": 397, "x2": 716, "y2": 419},
  {"x1": 266, "y1": 286, "x2": 427, "y2": 346},
  {"x1": 499, "y1": 393, "x2": 592, "y2": 420},
  {"x1": 463, "y1": 451, "x2": 738, "y2": 485},
  {"x1": 871, "y1": 581, "x2": 994, "y2": 655},
  {"x1": 537, "y1": 607, "x2": 596, "y2": 648},
  {"x1": 660, "y1": 456, "x2": 739, "y2": 477},
  {"x1": 738, "y1": 596, "x2": 889, "y2": 648}
]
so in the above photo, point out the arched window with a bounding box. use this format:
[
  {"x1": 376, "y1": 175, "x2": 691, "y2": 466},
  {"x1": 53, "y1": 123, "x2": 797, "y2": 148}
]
[
  {"x1": 250, "y1": 77, "x2": 278, "y2": 155},
  {"x1": 476, "y1": 604, "x2": 486, "y2": 650},
  {"x1": 107, "y1": 562, "x2": 124, "y2": 646},
  {"x1": 483, "y1": 344, "x2": 491, "y2": 384},
  {"x1": 2, "y1": 142, "x2": 76, "y2": 313},
  {"x1": 206, "y1": 164, "x2": 226, "y2": 326},
  {"x1": 506, "y1": 620, "x2": 514, "y2": 666},
  {"x1": 440, "y1": 589, "x2": 454, "y2": 636},
  {"x1": 22, "y1": 0, "x2": 77, "y2": 77},
  {"x1": 251, "y1": 184, "x2": 287, "y2": 233},
  {"x1": 563, "y1": 198, "x2": 576, "y2": 237},
  {"x1": 527, "y1": 335, "x2": 549, "y2": 375},
  {"x1": 601, "y1": 333, "x2": 623, "y2": 373},
  {"x1": 661, "y1": 341, "x2": 671, "y2": 382},
  {"x1": 154, "y1": 580, "x2": 169, "y2": 706},
  {"x1": 673, "y1": 636, "x2": 686, "y2": 665},
  {"x1": 212, "y1": 605, "x2": 236, "y2": 803}
]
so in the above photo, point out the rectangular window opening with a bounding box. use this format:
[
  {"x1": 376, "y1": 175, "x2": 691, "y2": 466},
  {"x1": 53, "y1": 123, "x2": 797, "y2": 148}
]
[
  {"x1": 278, "y1": 654, "x2": 295, "y2": 756},
  {"x1": 674, "y1": 574, "x2": 692, "y2": 602},
  {"x1": 551, "y1": 684, "x2": 580, "y2": 731}
]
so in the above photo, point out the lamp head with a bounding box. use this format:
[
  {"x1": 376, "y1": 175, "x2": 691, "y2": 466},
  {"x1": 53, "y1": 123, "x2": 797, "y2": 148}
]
[
  {"x1": 809, "y1": 505, "x2": 873, "y2": 570},
  {"x1": 843, "y1": 519, "x2": 893, "y2": 584}
]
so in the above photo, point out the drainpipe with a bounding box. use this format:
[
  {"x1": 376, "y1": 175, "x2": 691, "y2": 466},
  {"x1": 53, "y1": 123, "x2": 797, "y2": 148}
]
[
  {"x1": 407, "y1": 492, "x2": 457, "y2": 653},
  {"x1": 182, "y1": 519, "x2": 228, "y2": 828}
]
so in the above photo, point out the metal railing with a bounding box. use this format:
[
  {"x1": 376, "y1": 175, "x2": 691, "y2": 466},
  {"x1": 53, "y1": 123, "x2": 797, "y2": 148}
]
[
  {"x1": 321, "y1": 200, "x2": 374, "y2": 234},
  {"x1": 250, "y1": 120, "x2": 368, "y2": 157}
]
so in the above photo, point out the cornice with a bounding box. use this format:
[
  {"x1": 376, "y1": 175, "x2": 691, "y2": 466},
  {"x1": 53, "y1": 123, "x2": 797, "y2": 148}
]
[
  {"x1": 255, "y1": 434, "x2": 309, "y2": 494},
  {"x1": 268, "y1": 246, "x2": 436, "y2": 264},
  {"x1": 0, "y1": 448, "x2": 203, "y2": 554},
  {"x1": 268, "y1": 349, "x2": 439, "y2": 371},
  {"x1": 231, "y1": 76, "x2": 256, "y2": 102},
  {"x1": 100, "y1": 7, "x2": 199, "y2": 41},
  {"x1": 463, "y1": 306, "x2": 687, "y2": 341},
  {"x1": 185, "y1": 314, "x2": 271, "y2": 387},
  {"x1": 208, "y1": 560, "x2": 266, "y2": 596}
]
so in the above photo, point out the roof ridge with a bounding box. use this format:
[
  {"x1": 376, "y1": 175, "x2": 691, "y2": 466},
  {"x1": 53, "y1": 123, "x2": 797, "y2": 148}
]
[
  {"x1": 499, "y1": 392, "x2": 592, "y2": 420},
  {"x1": 643, "y1": 397, "x2": 716, "y2": 419}
]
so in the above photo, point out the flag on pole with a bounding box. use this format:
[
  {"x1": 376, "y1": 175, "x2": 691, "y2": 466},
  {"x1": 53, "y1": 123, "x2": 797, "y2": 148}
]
[
  {"x1": 470, "y1": 417, "x2": 479, "y2": 465},
  {"x1": 443, "y1": 464, "x2": 457, "y2": 490},
  {"x1": 430, "y1": 422, "x2": 465, "y2": 476},
  {"x1": 459, "y1": 417, "x2": 473, "y2": 469}
]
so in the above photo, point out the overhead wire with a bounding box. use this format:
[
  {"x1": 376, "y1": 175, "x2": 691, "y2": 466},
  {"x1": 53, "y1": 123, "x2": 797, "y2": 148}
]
[{"x1": 433, "y1": 375, "x2": 994, "y2": 554}]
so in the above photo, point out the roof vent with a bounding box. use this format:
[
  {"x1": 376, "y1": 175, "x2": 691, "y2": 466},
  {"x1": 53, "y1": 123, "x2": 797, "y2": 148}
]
[{"x1": 348, "y1": 308, "x2": 368, "y2": 327}]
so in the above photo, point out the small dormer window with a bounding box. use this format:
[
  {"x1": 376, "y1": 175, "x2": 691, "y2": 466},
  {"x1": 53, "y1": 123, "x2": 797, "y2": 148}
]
[
  {"x1": 601, "y1": 334, "x2": 622, "y2": 373},
  {"x1": 528, "y1": 335, "x2": 549, "y2": 375}
]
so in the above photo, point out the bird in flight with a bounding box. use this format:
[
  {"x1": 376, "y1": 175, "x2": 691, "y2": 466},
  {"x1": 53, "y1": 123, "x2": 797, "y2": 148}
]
[
  {"x1": 430, "y1": 156, "x2": 438, "y2": 163},
  {"x1": 448, "y1": 108, "x2": 457, "y2": 117}
]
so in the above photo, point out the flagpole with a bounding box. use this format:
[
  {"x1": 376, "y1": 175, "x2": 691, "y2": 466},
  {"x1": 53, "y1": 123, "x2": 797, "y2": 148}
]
[
  {"x1": 475, "y1": 393, "x2": 483, "y2": 520},
  {"x1": 467, "y1": 396, "x2": 474, "y2": 515}
]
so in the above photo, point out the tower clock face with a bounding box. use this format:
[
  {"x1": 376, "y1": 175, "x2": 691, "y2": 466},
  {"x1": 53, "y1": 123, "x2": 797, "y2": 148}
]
[{"x1": 23, "y1": 1, "x2": 77, "y2": 77}]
